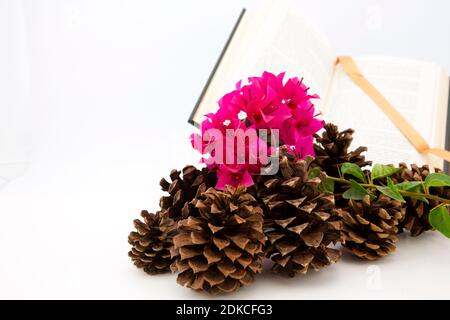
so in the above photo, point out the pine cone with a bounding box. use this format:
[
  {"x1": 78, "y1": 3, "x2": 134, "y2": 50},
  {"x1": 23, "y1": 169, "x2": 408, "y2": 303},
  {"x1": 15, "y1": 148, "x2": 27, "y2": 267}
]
[
  {"x1": 336, "y1": 194, "x2": 405, "y2": 260},
  {"x1": 128, "y1": 210, "x2": 177, "y2": 274},
  {"x1": 159, "y1": 165, "x2": 217, "y2": 220},
  {"x1": 391, "y1": 163, "x2": 449, "y2": 236},
  {"x1": 314, "y1": 123, "x2": 371, "y2": 177},
  {"x1": 171, "y1": 186, "x2": 265, "y2": 294},
  {"x1": 256, "y1": 149, "x2": 342, "y2": 277}
]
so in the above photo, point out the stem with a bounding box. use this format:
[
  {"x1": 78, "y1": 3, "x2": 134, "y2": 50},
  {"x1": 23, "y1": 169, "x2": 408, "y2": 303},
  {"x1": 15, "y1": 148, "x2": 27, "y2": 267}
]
[
  {"x1": 327, "y1": 176, "x2": 450, "y2": 205},
  {"x1": 399, "y1": 190, "x2": 450, "y2": 204}
]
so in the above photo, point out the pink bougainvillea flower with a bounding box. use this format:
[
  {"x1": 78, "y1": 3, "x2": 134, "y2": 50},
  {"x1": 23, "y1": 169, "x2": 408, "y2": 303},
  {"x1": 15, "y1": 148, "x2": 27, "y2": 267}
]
[
  {"x1": 239, "y1": 72, "x2": 291, "y2": 129},
  {"x1": 217, "y1": 83, "x2": 245, "y2": 116},
  {"x1": 190, "y1": 107, "x2": 241, "y2": 162},
  {"x1": 190, "y1": 71, "x2": 323, "y2": 190},
  {"x1": 213, "y1": 124, "x2": 273, "y2": 190},
  {"x1": 215, "y1": 164, "x2": 254, "y2": 190},
  {"x1": 281, "y1": 110, "x2": 324, "y2": 149},
  {"x1": 190, "y1": 106, "x2": 272, "y2": 186},
  {"x1": 278, "y1": 75, "x2": 323, "y2": 156},
  {"x1": 293, "y1": 135, "x2": 315, "y2": 159},
  {"x1": 282, "y1": 76, "x2": 319, "y2": 109}
]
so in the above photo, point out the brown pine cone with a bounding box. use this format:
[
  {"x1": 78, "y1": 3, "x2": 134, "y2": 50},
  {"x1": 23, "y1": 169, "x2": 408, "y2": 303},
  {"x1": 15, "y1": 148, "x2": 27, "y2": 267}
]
[
  {"x1": 336, "y1": 194, "x2": 405, "y2": 260},
  {"x1": 171, "y1": 186, "x2": 265, "y2": 294},
  {"x1": 314, "y1": 123, "x2": 371, "y2": 177},
  {"x1": 159, "y1": 165, "x2": 217, "y2": 220},
  {"x1": 256, "y1": 149, "x2": 342, "y2": 277},
  {"x1": 390, "y1": 163, "x2": 449, "y2": 237},
  {"x1": 128, "y1": 210, "x2": 177, "y2": 274}
]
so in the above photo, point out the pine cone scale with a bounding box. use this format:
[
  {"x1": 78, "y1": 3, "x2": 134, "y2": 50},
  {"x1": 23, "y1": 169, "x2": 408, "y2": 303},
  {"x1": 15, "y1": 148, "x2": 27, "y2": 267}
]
[
  {"x1": 313, "y1": 123, "x2": 371, "y2": 178},
  {"x1": 256, "y1": 148, "x2": 342, "y2": 277},
  {"x1": 128, "y1": 210, "x2": 177, "y2": 274},
  {"x1": 171, "y1": 187, "x2": 264, "y2": 294},
  {"x1": 337, "y1": 195, "x2": 404, "y2": 260}
]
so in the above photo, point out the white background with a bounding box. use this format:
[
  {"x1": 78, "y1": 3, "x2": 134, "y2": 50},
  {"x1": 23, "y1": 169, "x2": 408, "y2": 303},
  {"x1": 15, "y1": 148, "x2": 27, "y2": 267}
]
[{"x1": 0, "y1": 0, "x2": 449, "y2": 299}]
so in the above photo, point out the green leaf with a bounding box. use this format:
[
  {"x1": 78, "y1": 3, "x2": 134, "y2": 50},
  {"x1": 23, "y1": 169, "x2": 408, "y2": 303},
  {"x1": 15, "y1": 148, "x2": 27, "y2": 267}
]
[
  {"x1": 406, "y1": 194, "x2": 429, "y2": 204},
  {"x1": 309, "y1": 167, "x2": 321, "y2": 179},
  {"x1": 424, "y1": 173, "x2": 450, "y2": 188},
  {"x1": 376, "y1": 178, "x2": 405, "y2": 203},
  {"x1": 341, "y1": 163, "x2": 366, "y2": 182},
  {"x1": 343, "y1": 179, "x2": 369, "y2": 200},
  {"x1": 414, "y1": 196, "x2": 429, "y2": 204},
  {"x1": 371, "y1": 164, "x2": 402, "y2": 180},
  {"x1": 318, "y1": 178, "x2": 334, "y2": 193},
  {"x1": 394, "y1": 181, "x2": 428, "y2": 203},
  {"x1": 429, "y1": 206, "x2": 450, "y2": 238},
  {"x1": 394, "y1": 181, "x2": 423, "y2": 191}
]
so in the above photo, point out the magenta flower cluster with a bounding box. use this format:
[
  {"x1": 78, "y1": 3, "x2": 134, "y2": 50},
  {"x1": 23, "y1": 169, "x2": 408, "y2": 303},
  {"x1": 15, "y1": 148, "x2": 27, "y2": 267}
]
[{"x1": 191, "y1": 71, "x2": 324, "y2": 190}]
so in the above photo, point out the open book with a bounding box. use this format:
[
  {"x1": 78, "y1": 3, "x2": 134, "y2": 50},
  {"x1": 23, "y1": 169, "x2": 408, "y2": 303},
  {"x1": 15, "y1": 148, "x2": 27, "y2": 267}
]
[{"x1": 189, "y1": 0, "x2": 449, "y2": 171}]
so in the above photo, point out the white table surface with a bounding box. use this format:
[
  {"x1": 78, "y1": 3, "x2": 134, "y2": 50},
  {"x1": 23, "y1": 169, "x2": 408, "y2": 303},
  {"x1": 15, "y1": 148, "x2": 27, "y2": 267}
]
[{"x1": 0, "y1": 0, "x2": 449, "y2": 299}]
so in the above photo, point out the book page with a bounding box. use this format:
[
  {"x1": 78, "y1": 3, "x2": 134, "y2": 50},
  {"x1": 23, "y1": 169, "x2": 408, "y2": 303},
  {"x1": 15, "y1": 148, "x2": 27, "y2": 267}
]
[
  {"x1": 236, "y1": 0, "x2": 336, "y2": 112},
  {"x1": 325, "y1": 56, "x2": 449, "y2": 170},
  {"x1": 192, "y1": 0, "x2": 337, "y2": 125}
]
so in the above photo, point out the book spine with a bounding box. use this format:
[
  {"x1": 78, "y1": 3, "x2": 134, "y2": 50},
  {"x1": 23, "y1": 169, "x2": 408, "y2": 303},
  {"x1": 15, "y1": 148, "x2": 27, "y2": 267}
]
[{"x1": 188, "y1": 9, "x2": 246, "y2": 128}]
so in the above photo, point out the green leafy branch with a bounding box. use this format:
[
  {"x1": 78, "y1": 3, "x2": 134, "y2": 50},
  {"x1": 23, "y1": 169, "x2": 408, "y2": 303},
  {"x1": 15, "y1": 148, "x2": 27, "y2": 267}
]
[{"x1": 315, "y1": 163, "x2": 450, "y2": 239}]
